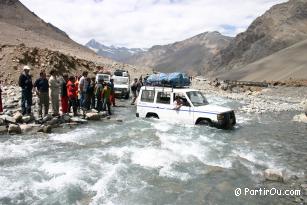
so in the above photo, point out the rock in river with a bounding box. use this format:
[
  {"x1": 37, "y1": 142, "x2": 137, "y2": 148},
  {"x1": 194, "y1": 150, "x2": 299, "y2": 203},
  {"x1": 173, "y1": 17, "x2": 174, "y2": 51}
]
[
  {"x1": 8, "y1": 124, "x2": 22, "y2": 134},
  {"x1": 0, "y1": 126, "x2": 8, "y2": 134},
  {"x1": 85, "y1": 112, "x2": 101, "y2": 121},
  {"x1": 264, "y1": 169, "x2": 284, "y2": 182}
]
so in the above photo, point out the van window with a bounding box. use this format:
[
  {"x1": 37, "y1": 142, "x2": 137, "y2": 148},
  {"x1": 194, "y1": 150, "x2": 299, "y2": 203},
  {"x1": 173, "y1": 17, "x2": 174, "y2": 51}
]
[
  {"x1": 157, "y1": 92, "x2": 171, "y2": 104},
  {"x1": 141, "y1": 90, "x2": 155, "y2": 103}
]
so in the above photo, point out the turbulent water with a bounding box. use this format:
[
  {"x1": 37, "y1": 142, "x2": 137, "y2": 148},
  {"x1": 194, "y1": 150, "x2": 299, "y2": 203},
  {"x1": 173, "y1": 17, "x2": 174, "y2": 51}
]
[{"x1": 0, "y1": 96, "x2": 306, "y2": 205}]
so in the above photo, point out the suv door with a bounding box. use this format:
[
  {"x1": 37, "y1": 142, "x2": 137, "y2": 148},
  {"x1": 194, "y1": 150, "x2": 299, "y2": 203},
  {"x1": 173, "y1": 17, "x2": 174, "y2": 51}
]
[
  {"x1": 173, "y1": 93, "x2": 194, "y2": 124},
  {"x1": 155, "y1": 91, "x2": 172, "y2": 120}
]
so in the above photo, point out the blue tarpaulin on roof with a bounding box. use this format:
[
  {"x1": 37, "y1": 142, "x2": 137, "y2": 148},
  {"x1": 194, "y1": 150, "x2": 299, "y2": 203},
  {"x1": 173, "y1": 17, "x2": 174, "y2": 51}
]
[{"x1": 145, "y1": 72, "x2": 190, "y2": 87}]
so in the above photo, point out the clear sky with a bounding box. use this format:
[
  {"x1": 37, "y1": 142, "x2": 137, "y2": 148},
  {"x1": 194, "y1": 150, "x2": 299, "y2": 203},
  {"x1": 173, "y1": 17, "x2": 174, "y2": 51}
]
[{"x1": 20, "y1": 0, "x2": 287, "y2": 48}]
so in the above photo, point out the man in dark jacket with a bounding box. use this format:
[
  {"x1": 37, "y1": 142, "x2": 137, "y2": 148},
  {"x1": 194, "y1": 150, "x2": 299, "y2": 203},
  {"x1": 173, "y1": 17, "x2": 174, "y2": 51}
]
[
  {"x1": 34, "y1": 70, "x2": 49, "y2": 118},
  {"x1": 19, "y1": 66, "x2": 33, "y2": 115}
]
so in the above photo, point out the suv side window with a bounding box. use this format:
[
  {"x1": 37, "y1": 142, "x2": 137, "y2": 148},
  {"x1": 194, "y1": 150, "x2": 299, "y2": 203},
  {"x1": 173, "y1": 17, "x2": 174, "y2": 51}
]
[
  {"x1": 157, "y1": 92, "x2": 171, "y2": 104},
  {"x1": 141, "y1": 90, "x2": 155, "y2": 103},
  {"x1": 174, "y1": 93, "x2": 191, "y2": 107}
]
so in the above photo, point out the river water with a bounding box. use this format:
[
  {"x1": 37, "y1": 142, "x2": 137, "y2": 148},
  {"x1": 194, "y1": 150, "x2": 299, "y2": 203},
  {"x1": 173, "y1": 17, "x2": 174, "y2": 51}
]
[{"x1": 0, "y1": 96, "x2": 306, "y2": 205}]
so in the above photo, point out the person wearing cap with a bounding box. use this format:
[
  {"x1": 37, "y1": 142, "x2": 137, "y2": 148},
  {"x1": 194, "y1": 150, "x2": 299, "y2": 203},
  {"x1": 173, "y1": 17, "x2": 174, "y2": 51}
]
[
  {"x1": 18, "y1": 66, "x2": 33, "y2": 115},
  {"x1": 49, "y1": 69, "x2": 60, "y2": 116},
  {"x1": 34, "y1": 70, "x2": 49, "y2": 118}
]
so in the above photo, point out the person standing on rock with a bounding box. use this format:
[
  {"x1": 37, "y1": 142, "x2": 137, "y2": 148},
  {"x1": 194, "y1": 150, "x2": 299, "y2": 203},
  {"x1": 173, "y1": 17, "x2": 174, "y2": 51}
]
[
  {"x1": 95, "y1": 79, "x2": 104, "y2": 112},
  {"x1": 0, "y1": 81, "x2": 3, "y2": 113},
  {"x1": 102, "y1": 82, "x2": 112, "y2": 115},
  {"x1": 60, "y1": 74, "x2": 69, "y2": 114},
  {"x1": 34, "y1": 70, "x2": 49, "y2": 118},
  {"x1": 18, "y1": 66, "x2": 33, "y2": 116},
  {"x1": 79, "y1": 71, "x2": 89, "y2": 109},
  {"x1": 67, "y1": 76, "x2": 78, "y2": 116},
  {"x1": 49, "y1": 69, "x2": 60, "y2": 116}
]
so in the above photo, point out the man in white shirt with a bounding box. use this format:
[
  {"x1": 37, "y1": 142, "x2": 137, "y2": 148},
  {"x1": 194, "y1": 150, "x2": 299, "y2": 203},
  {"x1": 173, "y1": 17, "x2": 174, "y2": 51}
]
[{"x1": 79, "y1": 71, "x2": 88, "y2": 108}]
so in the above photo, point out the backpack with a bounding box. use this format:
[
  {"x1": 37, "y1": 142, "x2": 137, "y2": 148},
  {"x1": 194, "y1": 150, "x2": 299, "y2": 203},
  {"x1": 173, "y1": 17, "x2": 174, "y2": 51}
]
[{"x1": 95, "y1": 85, "x2": 103, "y2": 99}]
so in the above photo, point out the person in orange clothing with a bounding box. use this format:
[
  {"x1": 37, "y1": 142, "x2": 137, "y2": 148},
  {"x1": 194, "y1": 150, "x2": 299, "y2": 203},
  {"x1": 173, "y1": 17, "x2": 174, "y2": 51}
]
[{"x1": 67, "y1": 76, "x2": 78, "y2": 116}]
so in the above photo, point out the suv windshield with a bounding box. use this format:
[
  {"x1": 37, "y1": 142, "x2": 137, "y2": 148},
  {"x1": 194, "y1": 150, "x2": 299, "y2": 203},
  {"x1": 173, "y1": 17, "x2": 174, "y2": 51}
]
[
  {"x1": 114, "y1": 77, "x2": 128, "y2": 85},
  {"x1": 187, "y1": 91, "x2": 209, "y2": 107}
]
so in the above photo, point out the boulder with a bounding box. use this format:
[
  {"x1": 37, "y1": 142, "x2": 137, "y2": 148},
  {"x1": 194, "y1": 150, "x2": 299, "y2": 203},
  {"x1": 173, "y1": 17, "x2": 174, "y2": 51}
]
[
  {"x1": 43, "y1": 125, "x2": 52, "y2": 133},
  {"x1": 46, "y1": 117, "x2": 60, "y2": 126},
  {"x1": 42, "y1": 115, "x2": 52, "y2": 123},
  {"x1": 20, "y1": 124, "x2": 40, "y2": 133},
  {"x1": 85, "y1": 113, "x2": 101, "y2": 121},
  {"x1": 0, "y1": 126, "x2": 7, "y2": 134},
  {"x1": 62, "y1": 115, "x2": 71, "y2": 122},
  {"x1": 70, "y1": 117, "x2": 88, "y2": 124},
  {"x1": 8, "y1": 124, "x2": 22, "y2": 134},
  {"x1": 22, "y1": 116, "x2": 32, "y2": 123},
  {"x1": 264, "y1": 169, "x2": 284, "y2": 182},
  {"x1": 0, "y1": 115, "x2": 16, "y2": 124},
  {"x1": 293, "y1": 114, "x2": 307, "y2": 123},
  {"x1": 0, "y1": 118, "x2": 4, "y2": 126}
]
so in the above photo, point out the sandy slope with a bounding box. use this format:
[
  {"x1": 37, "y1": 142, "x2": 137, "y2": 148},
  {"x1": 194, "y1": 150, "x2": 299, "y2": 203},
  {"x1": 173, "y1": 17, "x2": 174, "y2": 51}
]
[{"x1": 218, "y1": 39, "x2": 307, "y2": 81}]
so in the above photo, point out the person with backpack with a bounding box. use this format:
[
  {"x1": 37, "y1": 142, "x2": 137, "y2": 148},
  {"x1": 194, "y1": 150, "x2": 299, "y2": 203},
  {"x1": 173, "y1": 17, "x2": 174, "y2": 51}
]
[
  {"x1": 131, "y1": 78, "x2": 138, "y2": 105},
  {"x1": 19, "y1": 66, "x2": 33, "y2": 115}
]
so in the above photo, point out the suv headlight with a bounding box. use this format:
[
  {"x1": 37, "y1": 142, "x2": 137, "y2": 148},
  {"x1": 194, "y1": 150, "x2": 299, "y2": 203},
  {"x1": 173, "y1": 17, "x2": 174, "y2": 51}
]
[{"x1": 217, "y1": 114, "x2": 224, "y2": 120}]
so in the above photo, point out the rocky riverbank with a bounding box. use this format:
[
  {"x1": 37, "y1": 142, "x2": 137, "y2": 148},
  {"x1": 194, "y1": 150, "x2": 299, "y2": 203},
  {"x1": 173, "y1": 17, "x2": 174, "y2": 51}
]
[
  {"x1": 192, "y1": 78, "x2": 307, "y2": 115},
  {"x1": 0, "y1": 85, "x2": 115, "y2": 135}
]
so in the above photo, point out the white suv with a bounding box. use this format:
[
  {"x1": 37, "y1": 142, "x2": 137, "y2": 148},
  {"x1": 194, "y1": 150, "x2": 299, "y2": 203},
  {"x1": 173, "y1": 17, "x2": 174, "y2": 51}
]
[{"x1": 136, "y1": 86, "x2": 236, "y2": 129}]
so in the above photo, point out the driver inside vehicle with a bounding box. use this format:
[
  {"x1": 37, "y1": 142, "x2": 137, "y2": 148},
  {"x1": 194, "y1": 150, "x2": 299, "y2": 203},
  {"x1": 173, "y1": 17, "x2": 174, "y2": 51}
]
[{"x1": 173, "y1": 96, "x2": 183, "y2": 110}]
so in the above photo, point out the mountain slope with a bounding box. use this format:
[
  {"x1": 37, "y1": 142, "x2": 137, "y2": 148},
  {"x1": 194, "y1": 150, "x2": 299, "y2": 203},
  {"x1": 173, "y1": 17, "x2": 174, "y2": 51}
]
[
  {"x1": 0, "y1": 0, "x2": 108, "y2": 61},
  {"x1": 218, "y1": 38, "x2": 307, "y2": 81},
  {"x1": 215, "y1": 0, "x2": 307, "y2": 72},
  {"x1": 86, "y1": 39, "x2": 146, "y2": 62},
  {"x1": 0, "y1": 0, "x2": 151, "y2": 84},
  {"x1": 126, "y1": 32, "x2": 232, "y2": 75}
]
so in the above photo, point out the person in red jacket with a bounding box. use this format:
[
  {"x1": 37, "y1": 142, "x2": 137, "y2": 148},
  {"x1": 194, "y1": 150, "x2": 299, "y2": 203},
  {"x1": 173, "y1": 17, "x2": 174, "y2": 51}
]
[
  {"x1": 67, "y1": 76, "x2": 78, "y2": 116},
  {"x1": 60, "y1": 74, "x2": 69, "y2": 114}
]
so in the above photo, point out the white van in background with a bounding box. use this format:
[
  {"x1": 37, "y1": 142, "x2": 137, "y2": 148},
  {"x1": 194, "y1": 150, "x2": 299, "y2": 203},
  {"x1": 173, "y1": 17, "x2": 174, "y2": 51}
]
[
  {"x1": 96, "y1": 73, "x2": 111, "y2": 83},
  {"x1": 112, "y1": 70, "x2": 130, "y2": 99},
  {"x1": 136, "y1": 86, "x2": 236, "y2": 129}
]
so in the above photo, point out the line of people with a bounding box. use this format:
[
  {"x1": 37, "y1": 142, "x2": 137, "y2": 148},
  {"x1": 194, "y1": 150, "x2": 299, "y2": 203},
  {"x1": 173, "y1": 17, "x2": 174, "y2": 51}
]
[{"x1": 18, "y1": 66, "x2": 114, "y2": 118}]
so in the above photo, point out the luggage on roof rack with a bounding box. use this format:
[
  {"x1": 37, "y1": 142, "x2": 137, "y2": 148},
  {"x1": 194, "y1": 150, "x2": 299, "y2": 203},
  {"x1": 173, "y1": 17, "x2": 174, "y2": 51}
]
[
  {"x1": 114, "y1": 69, "x2": 128, "y2": 77},
  {"x1": 145, "y1": 72, "x2": 191, "y2": 87}
]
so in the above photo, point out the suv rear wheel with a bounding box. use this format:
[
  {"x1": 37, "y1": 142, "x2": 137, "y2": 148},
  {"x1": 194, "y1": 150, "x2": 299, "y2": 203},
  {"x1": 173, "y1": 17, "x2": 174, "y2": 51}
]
[{"x1": 146, "y1": 113, "x2": 159, "y2": 119}]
